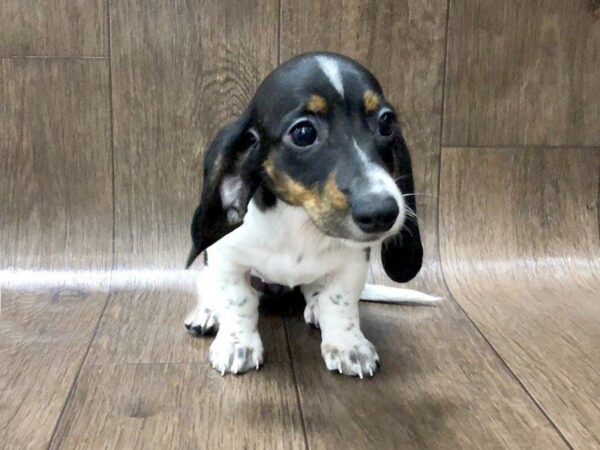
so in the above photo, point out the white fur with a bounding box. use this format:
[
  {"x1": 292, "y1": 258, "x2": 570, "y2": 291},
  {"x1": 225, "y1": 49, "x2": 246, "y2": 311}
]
[
  {"x1": 186, "y1": 200, "x2": 439, "y2": 377},
  {"x1": 316, "y1": 56, "x2": 344, "y2": 97}
]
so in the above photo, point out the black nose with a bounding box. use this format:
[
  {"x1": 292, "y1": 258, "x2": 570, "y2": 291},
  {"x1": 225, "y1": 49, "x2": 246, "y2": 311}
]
[{"x1": 352, "y1": 195, "x2": 399, "y2": 233}]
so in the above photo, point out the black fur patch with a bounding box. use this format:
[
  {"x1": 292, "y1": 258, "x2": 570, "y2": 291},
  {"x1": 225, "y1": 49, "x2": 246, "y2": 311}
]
[{"x1": 253, "y1": 184, "x2": 277, "y2": 211}]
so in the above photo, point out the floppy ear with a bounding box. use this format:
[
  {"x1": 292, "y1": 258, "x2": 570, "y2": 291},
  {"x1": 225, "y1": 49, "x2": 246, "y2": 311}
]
[
  {"x1": 381, "y1": 134, "x2": 423, "y2": 282},
  {"x1": 186, "y1": 110, "x2": 262, "y2": 268}
]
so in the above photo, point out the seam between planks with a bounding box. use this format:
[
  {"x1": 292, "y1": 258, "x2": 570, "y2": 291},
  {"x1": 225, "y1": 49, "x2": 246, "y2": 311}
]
[
  {"x1": 435, "y1": 160, "x2": 574, "y2": 449},
  {"x1": 278, "y1": 2, "x2": 310, "y2": 448},
  {"x1": 435, "y1": 265, "x2": 575, "y2": 449},
  {"x1": 439, "y1": 0, "x2": 451, "y2": 151},
  {"x1": 44, "y1": 2, "x2": 117, "y2": 449},
  {"x1": 437, "y1": 3, "x2": 572, "y2": 448},
  {"x1": 277, "y1": 0, "x2": 282, "y2": 65},
  {"x1": 597, "y1": 168, "x2": 600, "y2": 239},
  {"x1": 44, "y1": 292, "x2": 112, "y2": 450},
  {"x1": 283, "y1": 318, "x2": 311, "y2": 450},
  {"x1": 108, "y1": 0, "x2": 117, "y2": 284}
]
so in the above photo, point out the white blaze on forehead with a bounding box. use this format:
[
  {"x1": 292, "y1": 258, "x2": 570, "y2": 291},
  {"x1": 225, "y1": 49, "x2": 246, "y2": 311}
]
[{"x1": 316, "y1": 56, "x2": 344, "y2": 97}]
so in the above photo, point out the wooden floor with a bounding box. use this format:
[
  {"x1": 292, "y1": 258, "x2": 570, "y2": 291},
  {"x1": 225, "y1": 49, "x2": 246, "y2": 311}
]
[{"x1": 1, "y1": 1, "x2": 599, "y2": 449}]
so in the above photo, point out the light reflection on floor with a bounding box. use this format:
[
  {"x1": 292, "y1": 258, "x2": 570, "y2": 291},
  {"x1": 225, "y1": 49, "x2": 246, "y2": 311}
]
[{"x1": 0, "y1": 269, "x2": 199, "y2": 290}]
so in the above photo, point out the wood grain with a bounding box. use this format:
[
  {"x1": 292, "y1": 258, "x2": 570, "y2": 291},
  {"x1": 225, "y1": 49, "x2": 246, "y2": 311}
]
[
  {"x1": 285, "y1": 300, "x2": 567, "y2": 449},
  {"x1": 0, "y1": 288, "x2": 107, "y2": 450},
  {"x1": 110, "y1": 0, "x2": 279, "y2": 269},
  {"x1": 50, "y1": 363, "x2": 306, "y2": 450},
  {"x1": 87, "y1": 286, "x2": 291, "y2": 364},
  {"x1": 0, "y1": 59, "x2": 112, "y2": 270},
  {"x1": 281, "y1": 0, "x2": 448, "y2": 289},
  {"x1": 444, "y1": 0, "x2": 600, "y2": 147},
  {"x1": 0, "y1": 0, "x2": 107, "y2": 56},
  {"x1": 440, "y1": 147, "x2": 600, "y2": 446}
]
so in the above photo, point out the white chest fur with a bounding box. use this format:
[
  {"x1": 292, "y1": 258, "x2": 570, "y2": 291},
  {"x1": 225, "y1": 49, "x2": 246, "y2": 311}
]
[{"x1": 209, "y1": 200, "x2": 364, "y2": 287}]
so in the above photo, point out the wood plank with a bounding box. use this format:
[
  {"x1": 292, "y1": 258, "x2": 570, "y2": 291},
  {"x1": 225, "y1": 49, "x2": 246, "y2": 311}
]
[
  {"x1": 281, "y1": 0, "x2": 448, "y2": 289},
  {"x1": 77, "y1": 8, "x2": 298, "y2": 449},
  {"x1": 110, "y1": 0, "x2": 279, "y2": 269},
  {"x1": 0, "y1": 59, "x2": 112, "y2": 270},
  {"x1": 285, "y1": 299, "x2": 567, "y2": 449},
  {"x1": 443, "y1": 0, "x2": 600, "y2": 147},
  {"x1": 0, "y1": 0, "x2": 107, "y2": 56},
  {"x1": 440, "y1": 147, "x2": 600, "y2": 446},
  {"x1": 0, "y1": 288, "x2": 107, "y2": 450},
  {"x1": 49, "y1": 363, "x2": 306, "y2": 450},
  {"x1": 87, "y1": 286, "x2": 291, "y2": 364}
]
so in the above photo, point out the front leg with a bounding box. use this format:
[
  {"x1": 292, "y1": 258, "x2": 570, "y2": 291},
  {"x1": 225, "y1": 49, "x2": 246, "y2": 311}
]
[
  {"x1": 317, "y1": 260, "x2": 379, "y2": 378},
  {"x1": 204, "y1": 263, "x2": 263, "y2": 375},
  {"x1": 185, "y1": 267, "x2": 220, "y2": 335}
]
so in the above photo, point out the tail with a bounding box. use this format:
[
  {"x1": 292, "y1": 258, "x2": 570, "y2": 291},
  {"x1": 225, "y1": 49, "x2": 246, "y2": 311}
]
[{"x1": 360, "y1": 284, "x2": 442, "y2": 305}]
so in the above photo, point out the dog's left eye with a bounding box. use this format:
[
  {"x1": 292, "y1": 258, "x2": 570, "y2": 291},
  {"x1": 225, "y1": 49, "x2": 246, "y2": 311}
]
[
  {"x1": 378, "y1": 112, "x2": 396, "y2": 136},
  {"x1": 289, "y1": 121, "x2": 317, "y2": 147}
]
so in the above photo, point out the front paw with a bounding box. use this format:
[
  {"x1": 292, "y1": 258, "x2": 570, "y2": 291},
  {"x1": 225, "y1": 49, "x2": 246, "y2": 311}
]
[
  {"x1": 209, "y1": 330, "x2": 264, "y2": 375},
  {"x1": 321, "y1": 334, "x2": 379, "y2": 378}
]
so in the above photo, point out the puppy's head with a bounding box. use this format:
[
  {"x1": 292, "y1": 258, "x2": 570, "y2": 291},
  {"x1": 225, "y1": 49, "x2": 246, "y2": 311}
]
[{"x1": 187, "y1": 52, "x2": 422, "y2": 283}]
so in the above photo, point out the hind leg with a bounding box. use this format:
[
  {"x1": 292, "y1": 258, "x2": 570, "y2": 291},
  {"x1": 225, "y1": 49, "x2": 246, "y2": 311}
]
[{"x1": 301, "y1": 282, "x2": 324, "y2": 328}]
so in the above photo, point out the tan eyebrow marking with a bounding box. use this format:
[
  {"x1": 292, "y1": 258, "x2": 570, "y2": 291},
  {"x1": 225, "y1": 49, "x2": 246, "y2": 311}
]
[
  {"x1": 363, "y1": 90, "x2": 380, "y2": 113},
  {"x1": 306, "y1": 95, "x2": 328, "y2": 114}
]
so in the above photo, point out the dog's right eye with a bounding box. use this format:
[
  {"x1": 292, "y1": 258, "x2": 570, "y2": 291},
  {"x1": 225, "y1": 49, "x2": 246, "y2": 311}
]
[{"x1": 289, "y1": 121, "x2": 317, "y2": 147}]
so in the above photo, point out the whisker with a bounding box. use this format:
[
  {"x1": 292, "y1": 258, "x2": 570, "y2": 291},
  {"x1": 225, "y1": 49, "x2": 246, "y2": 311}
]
[
  {"x1": 401, "y1": 223, "x2": 415, "y2": 238},
  {"x1": 401, "y1": 192, "x2": 433, "y2": 198},
  {"x1": 404, "y1": 205, "x2": 417, "y2": 216},
  {"x1": 403, "y1": 205, "x2": 421, "y2": 226}
]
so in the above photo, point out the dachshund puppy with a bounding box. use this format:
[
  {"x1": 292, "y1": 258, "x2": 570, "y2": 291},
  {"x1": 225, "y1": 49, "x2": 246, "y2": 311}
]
[{"x1": 185, "y1": 52, "x2": 437, "y2": 377}]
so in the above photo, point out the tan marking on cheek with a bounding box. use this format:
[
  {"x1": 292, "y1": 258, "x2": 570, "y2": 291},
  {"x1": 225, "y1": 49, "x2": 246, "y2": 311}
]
[
  {"x1": 263, "y1": 160, "x2": 348, "y2": 227},
  {"x1": 306, "y1": 95, "x2": 327, "y2": 114},
  {"x1": 323, "y1": 172, "x2": 348, "y2": 210},
  {"x1": 263, "y1": 159, "x2": 319, "y2": 206},
  {"x1": 364, "y1": 90, "x2": 380, "y2": 113},
  {"x1": 263, "y1": 159, "x2": 275, "y2": 178},
  {"x1": 286, "y1": 178, "x2": 320, "y2": 205}
]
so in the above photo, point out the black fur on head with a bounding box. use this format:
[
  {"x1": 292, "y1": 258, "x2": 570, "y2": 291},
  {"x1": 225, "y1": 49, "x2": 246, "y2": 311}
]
[{"x1": 186, "y1": 51, "x2": 422, "y2": 283}]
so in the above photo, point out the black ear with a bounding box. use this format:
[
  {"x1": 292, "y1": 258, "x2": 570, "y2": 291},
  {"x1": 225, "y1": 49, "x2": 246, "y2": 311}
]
[
  {"x1": 186, "y1": 110, "x2": 262, "y2": 268},
  {"x1": 381, "y1": 134, "x2": 423, "y2": 282}
]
